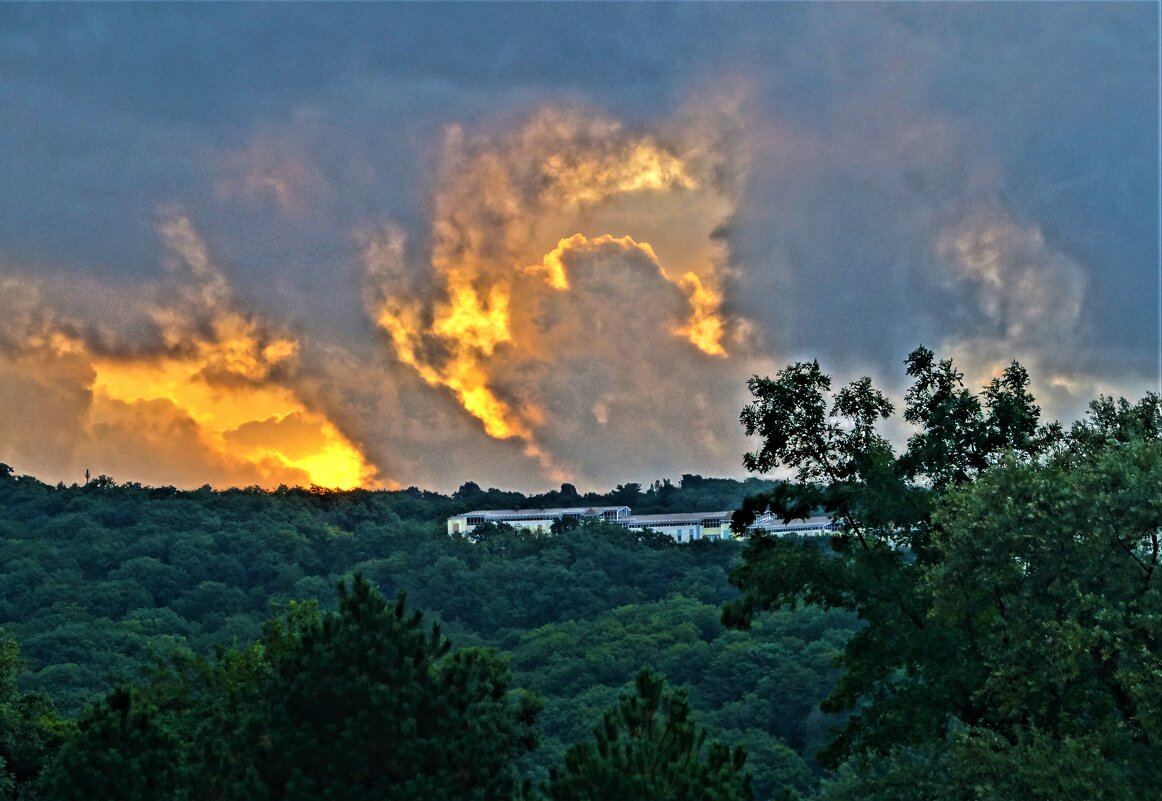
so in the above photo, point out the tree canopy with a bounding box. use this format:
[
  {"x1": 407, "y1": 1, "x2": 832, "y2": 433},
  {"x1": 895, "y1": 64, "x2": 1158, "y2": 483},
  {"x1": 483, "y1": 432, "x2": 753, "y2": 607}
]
[
  {"x1": 546, "y1": 670, "x2": 753, "y2": 801},
  {"x1": 0, "y1": 467, "x2": 833, "y2": 800},
  {"x1": 725, "y1": 346, "x2": 1162, "y2": 798},
  {"x1": 36, "y1": 576, "x2": 541, "y2": 801}
]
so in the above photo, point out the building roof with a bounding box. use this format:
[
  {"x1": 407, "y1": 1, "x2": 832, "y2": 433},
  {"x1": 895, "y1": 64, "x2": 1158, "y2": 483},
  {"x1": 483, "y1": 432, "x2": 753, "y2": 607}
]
[{"x1": 623, "y1": 512, "x2": 733, "y2": 525}]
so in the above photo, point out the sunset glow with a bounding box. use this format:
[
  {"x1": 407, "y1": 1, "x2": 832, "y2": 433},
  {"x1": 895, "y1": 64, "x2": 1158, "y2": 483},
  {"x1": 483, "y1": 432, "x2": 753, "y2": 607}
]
[
  {"x1": 0, "y1": 215, "x2": 380, "y2": 490},
  {"x1": 92, "y1": 351, "x2": 375, "y2": 490},
  {"x1": 1, "y1": 4, "x2": 1154, "y2": 493},
  {"x1": 675, "y1": 272, "x2": 727, "y2": 357},
  {"x1": 366, "y1": 110, "x2": 740, "y2": 472},
  {"x1": 544, "y1": 141, "x2": 698, "y2": 205}
]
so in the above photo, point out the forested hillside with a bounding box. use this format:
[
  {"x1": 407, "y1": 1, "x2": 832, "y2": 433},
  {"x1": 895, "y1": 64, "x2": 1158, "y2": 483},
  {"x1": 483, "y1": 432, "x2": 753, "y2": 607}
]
[{"x1": 0, "y1": 469, "x2": 836, "y2": 800}]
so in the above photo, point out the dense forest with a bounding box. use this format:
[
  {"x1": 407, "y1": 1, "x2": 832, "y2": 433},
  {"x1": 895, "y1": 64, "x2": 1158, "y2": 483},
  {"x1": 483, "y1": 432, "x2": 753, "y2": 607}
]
[
  {"x1": 0, "y1": 469, "x2": 832, "y2": 800},
  {"x1": 1, "y1": 346, "x2": 1159, "y2": 800}
]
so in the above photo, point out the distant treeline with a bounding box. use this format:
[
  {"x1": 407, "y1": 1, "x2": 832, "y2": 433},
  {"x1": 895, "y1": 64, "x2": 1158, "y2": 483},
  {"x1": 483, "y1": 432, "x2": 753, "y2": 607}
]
[{"x1": 444, "y1": 473, "x2": 782, "y2": 515}]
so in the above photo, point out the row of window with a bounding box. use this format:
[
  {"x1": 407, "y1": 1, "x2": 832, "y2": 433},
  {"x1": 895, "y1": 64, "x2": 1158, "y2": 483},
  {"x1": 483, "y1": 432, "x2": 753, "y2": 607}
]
[
  {"x1": 463, "y1": 515, "x2": 559, "y2": 526},
  {"x1": 675, "y1": 533, "x2": 723, "y2": 542}
]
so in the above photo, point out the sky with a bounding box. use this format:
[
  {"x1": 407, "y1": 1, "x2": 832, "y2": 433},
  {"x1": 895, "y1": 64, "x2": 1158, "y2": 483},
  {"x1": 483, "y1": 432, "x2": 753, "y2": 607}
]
[{"x1": 0, "y1": 3, "x2": 1158, "y2": 493}]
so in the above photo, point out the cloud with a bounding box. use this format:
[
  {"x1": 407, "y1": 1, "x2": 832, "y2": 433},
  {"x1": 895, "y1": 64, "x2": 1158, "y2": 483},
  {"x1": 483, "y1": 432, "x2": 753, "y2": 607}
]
[
  {"x1": 1, "y1": 5, "x2": 1155, "y2": 491},
  {"x1": 934, "y1": 207, "x2": 1111, "y2": 420},
  {"x1": 0, "y1": 217, "x2": 380, "y2": 489},
  {"x1": 938, "y1": 211, "x2": 1086, "y2": 349},
  {"x1": 364, "y1": 105, "x2": 759, "y2": 486},
  {"x1": 214, "y1": 124, "x2": 329, "y2": 217}
]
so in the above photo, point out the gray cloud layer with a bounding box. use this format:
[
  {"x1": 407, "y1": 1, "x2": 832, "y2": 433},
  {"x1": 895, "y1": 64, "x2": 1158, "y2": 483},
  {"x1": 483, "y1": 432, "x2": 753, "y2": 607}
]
[{"x1": 0, "y1": 3, "x2": 1156, "y2": 491}]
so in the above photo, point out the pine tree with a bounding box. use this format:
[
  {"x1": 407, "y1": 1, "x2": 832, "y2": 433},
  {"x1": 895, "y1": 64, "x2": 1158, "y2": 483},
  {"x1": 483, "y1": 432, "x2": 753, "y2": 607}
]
[
  {"x1": 37, "y1": 688, "x2": 181, "y2": 801},
  {"x1": 252, "y1": 574, "x2": 538, "y2": 800},
  {"x1": 547, "y1": 670, "x2": 753, "y2": 801}
]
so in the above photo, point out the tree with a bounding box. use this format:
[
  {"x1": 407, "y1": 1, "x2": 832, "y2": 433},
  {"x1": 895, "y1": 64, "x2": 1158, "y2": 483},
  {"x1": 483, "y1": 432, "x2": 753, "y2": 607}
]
[
  {"x1": 724, "y1": 347, "x2": 1161, "y2": 798},
  {"x1": 37, "y1": 688, "x2": 181, "y2": 801},
  {"x1": 34, "y1": 576, "x2": 543, "y2": 801},
  {"x1": 251, "y1": 574, "x2": 539, "y2": 800},
  {"x1": 546, "y1": 670, "x2": 752, "y2": 801},
  {"x1": 608, "y1": 483, "x2": 643, "y2": 508},
  {"x1": 454, "y1": 481, "x2": 484, "y2": 500},
  {"x1": 0, "y1": 628, "x2": 66, "y2": 798}
]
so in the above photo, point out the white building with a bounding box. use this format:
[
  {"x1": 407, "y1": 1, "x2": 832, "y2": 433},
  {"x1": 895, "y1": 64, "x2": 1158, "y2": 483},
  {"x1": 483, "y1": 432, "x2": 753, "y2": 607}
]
[
  {"x1": 619, "y1": 511, "x2": 735, "y2": 543},
  {"x1": 446, "y1": 506, "x2": 838, "y2": 543},
  {"x1": 446, "y1": 506, "x2": 630, "y2": 536},
  {"x1": 447, "y1": 506, "x2": 736, "y2": 543}
]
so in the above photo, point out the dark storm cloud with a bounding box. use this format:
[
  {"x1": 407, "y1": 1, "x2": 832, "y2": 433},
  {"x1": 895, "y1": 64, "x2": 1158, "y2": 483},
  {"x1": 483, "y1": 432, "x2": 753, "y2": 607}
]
[
  {"x1": 0, "y1": 3, "x2": 1156, "y2": 491},
  {"x1": 727, "y1": 4, "x2": 1157, "y2": 398}
]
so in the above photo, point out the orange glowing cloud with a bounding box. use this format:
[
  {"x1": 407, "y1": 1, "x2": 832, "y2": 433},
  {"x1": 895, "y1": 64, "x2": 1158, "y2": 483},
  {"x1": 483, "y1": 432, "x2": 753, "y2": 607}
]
[
  {"x1": 531, "y1": 234, "x2": 727, "y2": 357},
  {"x1": 675, "y1": 272, "x2": 727, "y2": 357},
  {"x1": 364, "y1": 106, "x2": 753, "y2": 483},
  {"x1": 0, "y1": 217, "x2": 379, "y2": 490},
  {"x1": 90, "y1": 345, "x2": 373, "y2": 490},
  {"x1": 542, "y1": 140, "x2": 698, "y2": 204}
]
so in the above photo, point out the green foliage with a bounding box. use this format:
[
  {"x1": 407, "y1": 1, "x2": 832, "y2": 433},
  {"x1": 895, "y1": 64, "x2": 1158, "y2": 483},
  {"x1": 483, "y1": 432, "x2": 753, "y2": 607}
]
[
  {"x1": 35, "y1": 577, "x2": 542, "y2": 801},
  {"x1": 0, "y1": 628, "x2": 66, "y2": 799},
  {"x1": 252, "y1": 574, "x2": 538, "y2": 800},
  {"x1": 0, "y1": 468, "x2": 777, "y2": 715},
  {"x1": 507, "y1": 598, "x2": 840, "y2": 799},
  {"x1": 928, "y1": 439, "x2": 1161, "y2": 742},
  {"x1": 0, "y1": 464, "x2": 853, "y2": 798},
  {"x1": 726, "y1": 347, "x2": 1162, "y2": 797},
  {"x1": 816, "y1": 726, "x2": 1148, "y2": 801},
  {"x1": 546, "y1": 670, "x2": 753, "y2": 801},
  {"x1": 447, "y1": 475, "x2": 779, "y2": 518},
  {"x1": 37, "y1": 688, "x2": 180, "y2": 801}
]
